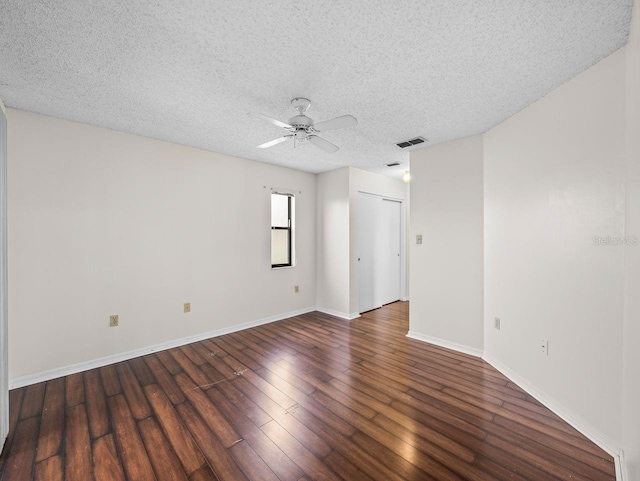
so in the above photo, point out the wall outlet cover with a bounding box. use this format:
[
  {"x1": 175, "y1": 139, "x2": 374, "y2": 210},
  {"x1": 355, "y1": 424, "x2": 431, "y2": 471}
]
[
  {"x1": 109, "y1": 315, "x2": 119, "y2": 327},
  {"x1": 184, "y1": 302, "x2": 191, "y2": 313}
]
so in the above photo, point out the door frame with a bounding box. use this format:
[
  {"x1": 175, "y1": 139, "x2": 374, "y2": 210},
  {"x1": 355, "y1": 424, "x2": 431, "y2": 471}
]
[{"x1": 0, "y1": 102, "x2": 8, "y2": 450}]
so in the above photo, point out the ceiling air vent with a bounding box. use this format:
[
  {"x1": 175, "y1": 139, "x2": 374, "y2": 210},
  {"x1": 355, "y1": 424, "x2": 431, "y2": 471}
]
[
  {"x1": 385, "y1": 162, "x2": 401, "y2": 167},
  {"x1": 395, "y1": 136, "x2": 428, "y2": 149}
]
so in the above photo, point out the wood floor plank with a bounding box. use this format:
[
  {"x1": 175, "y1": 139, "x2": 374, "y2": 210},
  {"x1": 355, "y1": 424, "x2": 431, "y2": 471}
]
[
  {"x1": 232, "y1": 376, "x2": 332, "y2": 459},
  {"x1": 107, "y1": 394, "x2": 156, "y2": 481},
  {"x1": 212, "y1": 377, "x2": 272, "y2": 427},
  {"x1": 208, "y1": 337, "x2": 263, "y2": 371},
  {"x1": 65, "y1": 372, "x2": 85, "y2": 407},
  {"x1": 92, "y1": 434, "x2": 126, "y2": 481},
  {"x1": 157, "y1": 349, "x2": 184, "y2": 375},
  {"x1": 175, "y1": 373, "x2": 242, "y2": 448},
  {"x1": 130, "y1": 356, "x2": 156, "y2": 386},
  {"x1": 2, "y1": 417, "x2": 39, "y2": 481},
  {"x1": 65, "y1": 404, "x2": 94, "y2": 481},
  {"x1": 19, "y1": 382, "x2": 45, "y2": 419},
  {"x1": 229, "y1": 440, "x2": 281, "y2": 481},
  {"x1": 0, "y1": 388, "x2": 25, "y2": 475},
  {"x1": 176, "y1": 401, "x2": 250, "y2": 481},
  {"x1": 189, "y1": 465, "x2": 219, "y2": 481},
  {"x1": 198, "y1": 349, "x2": 237, "y2": 379},
  {"x1": 144, "y1": 354, "x2": 186, "y2": 405},
  {"x1": 208, "y1": 385, "x2": 304, "y2": 481},
  {"x1": 169, "y1": 348, "x2": 213, "y2": 387},
  {"x1": 99, "y1": 364, "x2": 122, "y2": 397},
  {"x1": 324, "y1": 450, "x2": 375, "y2": 481},
  {"x1": 34, "y1": 454, "x2": 63, "y2": 481},
  {"x1": 35, "y1": 377, "x2": 65, "y2": 461},
  {"x1": 260, "y1": 419, "x2": 341, "y2": 481},
  {"x1": 143, "y1": 383, "x2": 206, "y2": 475},
  {"x1": 84, "y1": 369, "x2": 109, "y2": 439},
  {"x1": 180, "y1": 344, "x2": 207, "y2": 366},
  {"x1": 115, "y1": 361, "x2": 152, "y2": 420},
  {"x1": 138, "y1": 417, "x2": 189, "y2": 481}
]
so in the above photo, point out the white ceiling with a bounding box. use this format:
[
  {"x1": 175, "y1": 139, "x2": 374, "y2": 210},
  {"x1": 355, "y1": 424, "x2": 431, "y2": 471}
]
[{"x1": 0, "y1": 1, "x2": 633, "y2": 178}]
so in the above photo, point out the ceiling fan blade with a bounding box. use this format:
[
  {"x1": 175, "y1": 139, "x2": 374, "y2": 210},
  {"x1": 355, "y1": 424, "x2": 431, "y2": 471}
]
[
  {"x1": 308, "y1": 135, "x2": 339, "y2": 153},
  {"x1": 257, "y1": 136, "x2": 292, "y2": 149},
  {"x1": 249, "y1": 112, "x2": 293, "y2": 129},
  {"x1": 313, "y1": 114, "x2": 357, "y2": 132}
]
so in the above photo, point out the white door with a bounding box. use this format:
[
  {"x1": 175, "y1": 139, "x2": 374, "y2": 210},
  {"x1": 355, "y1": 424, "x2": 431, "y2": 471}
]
[
  {"x1": 358, "y1": 193, "x2": 402, "y2": 313},
  {"x1": 379, "y1": 199, "x2": 401, "y2": 305},
  {"x1": 0, "y1": 106, "x2": 8, "y2": 450}
]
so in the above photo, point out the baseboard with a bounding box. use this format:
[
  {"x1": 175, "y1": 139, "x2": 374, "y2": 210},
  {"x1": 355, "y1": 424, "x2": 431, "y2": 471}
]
[
  {"x1": 482, "y1": 352, "x2": 622, "y2": 464},
  {"x1": 616, "y1": 449, "x2": 626, "y2": 481},
  {"x1": 9, "y1": 306, "x2": 316, "y2": 389},
  {"x1": 316, "y1": 307, "x2": 360, "y2": 320},
  {"x1": 406, "y1": 331, "x2": 483, "y2": 358}
]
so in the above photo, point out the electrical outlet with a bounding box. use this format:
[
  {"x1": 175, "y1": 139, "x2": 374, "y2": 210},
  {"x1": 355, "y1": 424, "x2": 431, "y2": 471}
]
[
  {"x1": 540, "y1": 338, "x2": 549, "y2": 356},
  {"x1": 494, "y1": 317, "x2": 501, "y2": 330},
  {"x1": 294, "y1": 285, "x2": 299, "y2": 293},
  {"x1": 416, "y1": 234, "x2": 423, "y2": 244},
  {"x1": 184, "y1": 302, "x2": 191, "y2": 313},
  {"x1": 109, "y1": 315, "x2": 119, "y2": 327}
]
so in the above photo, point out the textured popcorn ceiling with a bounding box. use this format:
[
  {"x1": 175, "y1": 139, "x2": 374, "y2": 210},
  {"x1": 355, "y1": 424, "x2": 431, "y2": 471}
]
[{"x1": 0, "y1": 1, "x2": 633, "y2": 177}]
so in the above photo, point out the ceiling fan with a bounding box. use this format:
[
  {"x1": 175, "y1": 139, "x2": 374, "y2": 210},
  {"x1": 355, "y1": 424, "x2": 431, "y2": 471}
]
[{"x1": 250, "y1": 98, "x2": 357, "y2": 153}]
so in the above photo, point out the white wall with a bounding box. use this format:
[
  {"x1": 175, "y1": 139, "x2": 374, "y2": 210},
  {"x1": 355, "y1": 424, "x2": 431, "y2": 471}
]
[
  {"x1": 483, "y1": 50, "x2": 626, "y2": 450},
  {"x1": 7, "y1": 108, "x2": 317, "y2": 382},
  {"x1": 316, "y1": 167, "x2": 350, "y2": 317},
  {"x1": 348, "y1": 167, "x2": 408, "y2": 316},
  {"x1": 408, "y1": 135, "x2": 484, "y2": 355},
  {"x1": 623, "y1": 0, "x2": 640, "y2": 478}
]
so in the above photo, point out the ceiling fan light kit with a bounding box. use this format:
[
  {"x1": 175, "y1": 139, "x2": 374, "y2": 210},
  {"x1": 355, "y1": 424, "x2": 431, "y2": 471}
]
[{"x1": 251, "y1": 98, "x2": 357, "y2": 153}]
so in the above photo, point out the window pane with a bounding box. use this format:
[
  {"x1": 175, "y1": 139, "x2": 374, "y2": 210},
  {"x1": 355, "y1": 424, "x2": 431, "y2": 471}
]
[
  {"x1": 271, "y1": 229, "x2": 290, "y2": 265},
  {"x1": 271, "y1": 194, "x2": 289, "y2": 227}
]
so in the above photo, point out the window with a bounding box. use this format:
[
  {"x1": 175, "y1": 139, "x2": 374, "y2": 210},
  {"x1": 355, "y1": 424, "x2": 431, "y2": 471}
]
[{"x1": 271, "y1": 193, "x2": 294, "y2": 268}]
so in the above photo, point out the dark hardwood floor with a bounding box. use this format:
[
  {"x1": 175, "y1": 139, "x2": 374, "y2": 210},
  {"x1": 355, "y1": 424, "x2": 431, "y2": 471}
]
[{"x1": 0, "y1": 302, "x2": 615, "y2": 480}]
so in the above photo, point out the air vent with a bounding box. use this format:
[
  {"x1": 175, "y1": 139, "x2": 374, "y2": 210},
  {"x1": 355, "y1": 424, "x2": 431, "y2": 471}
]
[
  {"x1": 396, "y1": 136, "x2": 428, "y2": 149},
  {"x1": 385, "y1": 162, "x2": 401, "y2": 167}
]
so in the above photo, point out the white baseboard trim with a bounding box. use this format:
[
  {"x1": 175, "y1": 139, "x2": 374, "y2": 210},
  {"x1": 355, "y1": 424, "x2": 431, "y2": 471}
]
[
  {"x1": 316, "y1": 307, "x2": 360, "y2": 320},
  {"x1": 9, "y1": 306, "x2": 316, "y2": 389},
  {"x1": 482, "y1": 353, "x2": 622, "y2": 466},
  {"x1": 616, "y1": 449, "x2": 626, "y2": 481},
  {"x1": 406, "y1": 331, "x2": 483, "y2": 358}
]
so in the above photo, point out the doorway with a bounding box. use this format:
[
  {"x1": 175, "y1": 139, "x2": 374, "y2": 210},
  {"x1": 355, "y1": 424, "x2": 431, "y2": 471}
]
[{"x1": 358, "y1": 192, "x2": 402, "y2": 313}]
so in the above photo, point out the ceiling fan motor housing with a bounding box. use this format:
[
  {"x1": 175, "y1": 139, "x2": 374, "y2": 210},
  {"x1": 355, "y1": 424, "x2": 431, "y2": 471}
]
[{"x1": 288, "y1": 114, "x2": 314, "y2": 129}]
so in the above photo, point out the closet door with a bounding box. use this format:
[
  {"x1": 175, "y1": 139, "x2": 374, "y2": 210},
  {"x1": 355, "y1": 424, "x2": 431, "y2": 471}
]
[
  {"x1": 379, "y1": 199, "x2": 401, "y2": 305},
  {"x1": 358, "y1": 193, "x2": 402, "y2": 313}
]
